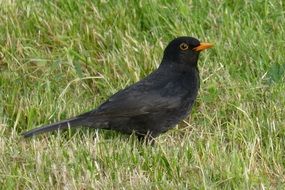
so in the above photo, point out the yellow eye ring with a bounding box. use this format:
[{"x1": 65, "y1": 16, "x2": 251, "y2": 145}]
[{"x1": 179, "y1": 43, "x2": 189, "y2": 50}]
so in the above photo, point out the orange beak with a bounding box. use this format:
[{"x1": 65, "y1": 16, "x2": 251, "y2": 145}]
[{"x1": 193, "y1": 42, "x2": 213, "y2": 51}]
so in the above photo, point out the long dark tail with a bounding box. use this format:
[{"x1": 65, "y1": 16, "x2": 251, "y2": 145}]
[{"x1": 22, "y1": 116, "x2": 88, "y2": 138}]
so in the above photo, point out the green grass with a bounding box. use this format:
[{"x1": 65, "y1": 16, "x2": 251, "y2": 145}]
[{"x1": 1, "y1": 0, "x2": 285, "y2": 189}]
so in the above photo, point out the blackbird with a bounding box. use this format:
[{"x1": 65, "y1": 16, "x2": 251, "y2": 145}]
[{"x1": 22, "y1": 36, "x2": 213, "y2": 143}]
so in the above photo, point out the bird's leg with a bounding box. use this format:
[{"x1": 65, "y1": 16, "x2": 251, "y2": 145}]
[{"x1": 137, "y1": 132, "x2": 156, "y2": 146}]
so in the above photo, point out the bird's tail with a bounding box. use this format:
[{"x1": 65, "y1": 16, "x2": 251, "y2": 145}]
[{"x1": 21, "y1": 116, "x2": 88, "y2": 138}]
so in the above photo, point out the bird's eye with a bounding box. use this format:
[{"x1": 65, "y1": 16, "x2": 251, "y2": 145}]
[{"x1": 179, "y1": 43, "x2": 189, "y2": 51}]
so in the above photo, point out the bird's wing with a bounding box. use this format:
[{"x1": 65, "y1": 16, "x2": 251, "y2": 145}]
[{"x1": 94, "y1": 82, "x2": 183, "y2": 117}]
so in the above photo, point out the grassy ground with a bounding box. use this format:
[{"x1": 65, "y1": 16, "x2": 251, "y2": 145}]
[{"x1": 1, "y1": 0, "x2": 285, "y2": 189}]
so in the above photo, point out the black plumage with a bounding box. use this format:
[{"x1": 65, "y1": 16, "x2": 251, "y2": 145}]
[{"x1": 22, "y1": 36, "x2": 213, "y2": 142}]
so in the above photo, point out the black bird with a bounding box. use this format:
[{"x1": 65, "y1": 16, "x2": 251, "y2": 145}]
[{"x1": 22, "y1": 36, "x2": 213, "y2": 143}]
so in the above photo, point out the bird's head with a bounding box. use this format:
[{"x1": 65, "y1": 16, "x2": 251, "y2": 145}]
[{"x1": 162, "y1": 36, "x2": 213, "y2": 67}]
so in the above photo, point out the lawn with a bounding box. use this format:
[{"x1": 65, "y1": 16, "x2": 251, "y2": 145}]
[{"x1": 0, "y1": 0, "x2": 285, "y2": 189}]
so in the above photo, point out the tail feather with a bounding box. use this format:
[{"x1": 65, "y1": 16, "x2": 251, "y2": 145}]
[{"x1": 22, "y1": 117, "x2": 87, "y2": 138}]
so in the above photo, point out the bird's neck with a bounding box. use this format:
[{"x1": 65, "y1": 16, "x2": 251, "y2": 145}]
[{"x1": 160, "y1": 61, "x2": 199, "y2": 74}]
